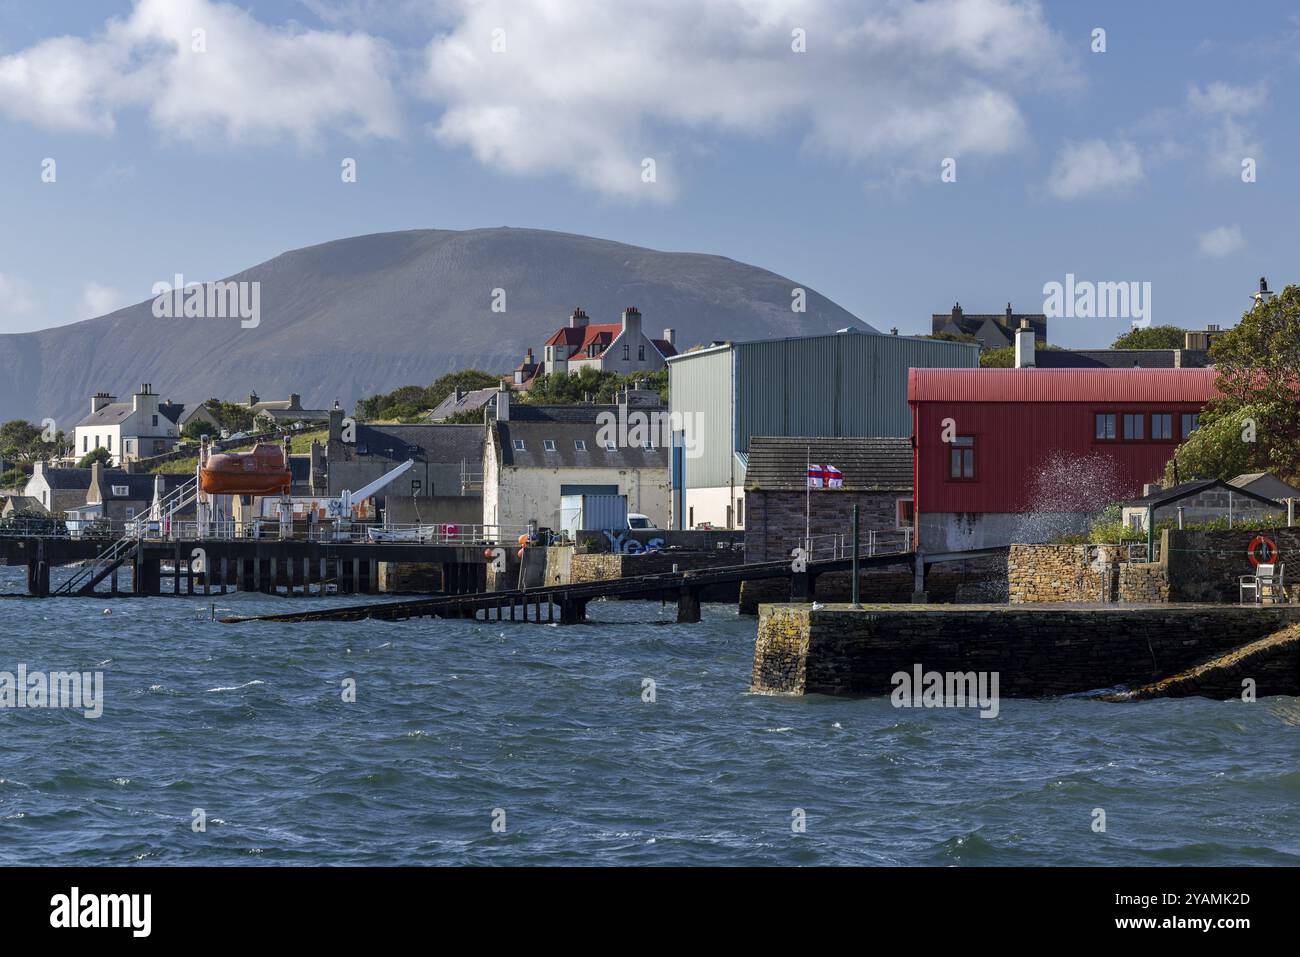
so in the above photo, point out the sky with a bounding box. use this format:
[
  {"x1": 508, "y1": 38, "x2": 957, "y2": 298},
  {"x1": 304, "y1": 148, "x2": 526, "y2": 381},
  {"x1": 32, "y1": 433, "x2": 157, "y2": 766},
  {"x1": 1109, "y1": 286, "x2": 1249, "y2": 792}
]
[{"x1": 0, "y1": 0, "x2": 1295, "y2": 348}]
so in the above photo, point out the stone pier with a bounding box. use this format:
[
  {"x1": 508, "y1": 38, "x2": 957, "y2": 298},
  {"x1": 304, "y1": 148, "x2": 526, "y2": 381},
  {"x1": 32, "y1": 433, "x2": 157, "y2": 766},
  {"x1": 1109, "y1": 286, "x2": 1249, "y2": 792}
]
[{"x1": 751, "y1": 603, "x2": 1300, "y2": 697}]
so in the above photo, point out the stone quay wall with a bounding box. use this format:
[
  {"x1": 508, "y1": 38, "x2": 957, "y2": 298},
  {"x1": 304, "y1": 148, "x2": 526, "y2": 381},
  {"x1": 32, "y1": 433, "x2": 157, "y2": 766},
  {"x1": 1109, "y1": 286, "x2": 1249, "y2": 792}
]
[{"x1": 752, "y1": 604, "x2": 1300, "y2": 697}]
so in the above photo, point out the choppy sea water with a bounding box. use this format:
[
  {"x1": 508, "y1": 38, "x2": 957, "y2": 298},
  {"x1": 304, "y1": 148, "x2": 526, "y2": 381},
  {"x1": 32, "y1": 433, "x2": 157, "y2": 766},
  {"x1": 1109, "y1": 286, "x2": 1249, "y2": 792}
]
[{"x1": 1, "y1": 565, "x2": 1298, "y2": 866}]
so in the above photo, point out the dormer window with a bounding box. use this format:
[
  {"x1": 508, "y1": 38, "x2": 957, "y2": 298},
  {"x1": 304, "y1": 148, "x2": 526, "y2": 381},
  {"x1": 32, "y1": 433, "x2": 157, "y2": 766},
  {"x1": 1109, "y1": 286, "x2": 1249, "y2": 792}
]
[
  {"x1": 543, "y1": 439, "x2": 557, "y2": 452},
  {"x1": 604, "y1": 441, "x2": 617, "y2": 451},
  {"x1": 513, "y1": 439, "x2": 526, "y2": 451},
  {"x1": 111, "y1": 485, "x2": 129, "y2": 497},
  {"x1": 574, "y1": 439, "x2": 587, "y2": 451}
]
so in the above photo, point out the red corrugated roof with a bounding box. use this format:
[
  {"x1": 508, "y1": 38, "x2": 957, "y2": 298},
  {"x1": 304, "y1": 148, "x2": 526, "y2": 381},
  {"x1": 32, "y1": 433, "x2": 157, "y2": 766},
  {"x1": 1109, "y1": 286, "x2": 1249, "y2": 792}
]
[{"x1": 908, "y1": 367, "x2": 1219, "y2": 403}]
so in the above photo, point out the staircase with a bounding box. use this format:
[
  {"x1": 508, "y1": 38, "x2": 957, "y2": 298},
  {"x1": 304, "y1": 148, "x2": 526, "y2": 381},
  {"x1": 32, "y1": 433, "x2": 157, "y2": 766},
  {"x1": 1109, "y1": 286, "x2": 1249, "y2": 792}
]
[
  {"x1": 52, "y1": 536, "x2": 141, "y2": 596},
  {"x1": 52, "y1": 476, "x2": 199, "y2": 596}
]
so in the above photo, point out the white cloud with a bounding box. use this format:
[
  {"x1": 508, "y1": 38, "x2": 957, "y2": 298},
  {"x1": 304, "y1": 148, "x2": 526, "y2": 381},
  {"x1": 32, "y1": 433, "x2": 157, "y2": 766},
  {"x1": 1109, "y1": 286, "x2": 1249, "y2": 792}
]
[
  {"x1": 80, "y1": 282, "x2": 123, "y2": 318},
  {"x1": 1197, "y1": 225, "x2": 1245, "y2": 258},
  {"x1": 0, "y1": 274, "x2": 37, "y2": 320},
  {"x1": 1188, "y1": 81, "x2": 1266, "y2": 116},
  {"x1": 1188, "y1": 82, "x2": 1265, "y2": 178},
  {"x1": 419, "y1": 0, "x2": 1078, "y2": 200},
  {"x1": 0, "y1": 0, "x2": 402, "y2": 144},
  {"x1": 1046, "y1": 139, "x2": 1144, "y2": 200}
]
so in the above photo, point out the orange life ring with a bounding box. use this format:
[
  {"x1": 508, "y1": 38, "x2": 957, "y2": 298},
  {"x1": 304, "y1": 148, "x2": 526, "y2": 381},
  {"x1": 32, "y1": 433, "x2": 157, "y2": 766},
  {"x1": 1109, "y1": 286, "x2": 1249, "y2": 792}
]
[{"x1": 1247, "y1": 535, "x2": 1278, "y2": 567}]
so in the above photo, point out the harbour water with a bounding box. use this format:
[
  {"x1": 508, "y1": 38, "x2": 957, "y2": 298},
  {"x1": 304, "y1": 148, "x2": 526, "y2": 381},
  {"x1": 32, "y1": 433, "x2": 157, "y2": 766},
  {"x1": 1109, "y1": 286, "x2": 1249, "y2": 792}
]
[{"x1": 2, "y1": 565, "x2": 1298, "y2": 866}]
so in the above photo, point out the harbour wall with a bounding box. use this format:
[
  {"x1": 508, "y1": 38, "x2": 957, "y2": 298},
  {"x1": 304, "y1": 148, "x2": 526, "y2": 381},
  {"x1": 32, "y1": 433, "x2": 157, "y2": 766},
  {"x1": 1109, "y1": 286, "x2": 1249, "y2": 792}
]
[{"x1": 752, "y1": 604, "x2": 1300, "y2": 697}]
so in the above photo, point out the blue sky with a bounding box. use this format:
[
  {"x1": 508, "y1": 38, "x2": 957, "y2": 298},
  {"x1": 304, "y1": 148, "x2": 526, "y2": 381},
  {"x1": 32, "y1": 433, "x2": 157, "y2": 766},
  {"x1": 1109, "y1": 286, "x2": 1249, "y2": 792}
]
[{"x1": 0, "y1": 0, "x2": 1295, "y2": 347}]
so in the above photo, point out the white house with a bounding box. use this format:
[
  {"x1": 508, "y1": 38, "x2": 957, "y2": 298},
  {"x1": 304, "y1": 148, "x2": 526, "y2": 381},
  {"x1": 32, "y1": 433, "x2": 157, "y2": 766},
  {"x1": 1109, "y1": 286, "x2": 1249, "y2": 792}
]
[
  {"x1": 482, "y1": 387, "x2": 670, "y2": 532},
  {"x1": 73, "y1": 384, "x2": 184, "y2": 466},
  {"x1": 541, "y1": 307, "x2": 676, "y2": 378}
]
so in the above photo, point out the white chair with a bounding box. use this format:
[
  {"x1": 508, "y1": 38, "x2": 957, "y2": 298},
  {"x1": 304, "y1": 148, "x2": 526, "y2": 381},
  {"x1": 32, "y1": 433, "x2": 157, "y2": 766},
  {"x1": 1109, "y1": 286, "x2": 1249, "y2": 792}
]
[{"x1": 1240, "y1": 563, "x2": 1287, "y2": 604}]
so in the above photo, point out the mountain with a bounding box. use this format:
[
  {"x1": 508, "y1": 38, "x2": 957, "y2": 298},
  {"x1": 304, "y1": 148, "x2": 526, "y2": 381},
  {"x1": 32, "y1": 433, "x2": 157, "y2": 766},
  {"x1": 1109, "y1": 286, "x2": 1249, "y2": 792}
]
[{"x1": 0, "y1": 227, "x2": 874, "y2": 426}]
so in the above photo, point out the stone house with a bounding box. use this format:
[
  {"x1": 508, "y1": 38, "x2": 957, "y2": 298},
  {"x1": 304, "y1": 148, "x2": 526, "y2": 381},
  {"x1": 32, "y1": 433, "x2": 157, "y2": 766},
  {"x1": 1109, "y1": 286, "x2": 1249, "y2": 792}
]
[
  {"x1": 482, "y1": 387, "x2": 670, "y2": 533},
  {"x1": 743, "y1": 436, "x2": 914, "y2": 562}
]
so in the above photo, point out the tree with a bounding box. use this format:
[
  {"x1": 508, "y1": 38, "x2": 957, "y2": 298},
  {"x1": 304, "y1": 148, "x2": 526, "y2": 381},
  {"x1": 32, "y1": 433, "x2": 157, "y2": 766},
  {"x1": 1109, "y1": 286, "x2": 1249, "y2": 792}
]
[
  {"x1": 356, "y1": 370, "x2": 501, "y2": 422},
  {"x1": 1111, "y1": 325, "x2": 1186, "y2": 349},
  {"x1": 76, "y1": 447, "x2": 113, "y2": 468},
  {"x1": 199, "y1": 399, "x2": 256, "y2": 435},
  {"x1": 0, "y1": 419, "x2": 65, "y2": 463},
  {"x1": 1161, "y1": 286, "x2": 1300, "y2": 484}
]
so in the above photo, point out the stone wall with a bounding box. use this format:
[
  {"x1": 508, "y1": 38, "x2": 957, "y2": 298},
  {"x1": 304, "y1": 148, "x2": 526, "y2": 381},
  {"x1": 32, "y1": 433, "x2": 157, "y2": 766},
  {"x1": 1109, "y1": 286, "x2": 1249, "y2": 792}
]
[
  {"x1": 1166, "y1": 528, "x2": 1300, "y2": 603},
  {"x1": 752, "y1": 603, "x2": 1300, "y2": 697},
  {"x1": 1007, "y1": 544, "x2": 1099, "y2": 603},
  {"x1": 1117, "y1": 562, "x2": 1169, "y2": 602}
]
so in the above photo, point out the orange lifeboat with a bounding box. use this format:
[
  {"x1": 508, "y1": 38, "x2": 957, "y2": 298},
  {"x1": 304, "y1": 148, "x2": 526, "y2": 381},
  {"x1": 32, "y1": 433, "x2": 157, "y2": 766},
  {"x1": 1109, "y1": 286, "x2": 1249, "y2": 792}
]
[{"x1": 200, "y1": 443, "x2": 292, "y2": 496}]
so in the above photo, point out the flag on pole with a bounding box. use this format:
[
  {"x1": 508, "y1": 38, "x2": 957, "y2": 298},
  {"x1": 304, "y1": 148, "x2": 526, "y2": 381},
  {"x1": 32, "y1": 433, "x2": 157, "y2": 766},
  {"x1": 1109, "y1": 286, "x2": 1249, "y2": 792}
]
[{"x1": 806, "y1": 464, "x2": 843, "y2": 489}]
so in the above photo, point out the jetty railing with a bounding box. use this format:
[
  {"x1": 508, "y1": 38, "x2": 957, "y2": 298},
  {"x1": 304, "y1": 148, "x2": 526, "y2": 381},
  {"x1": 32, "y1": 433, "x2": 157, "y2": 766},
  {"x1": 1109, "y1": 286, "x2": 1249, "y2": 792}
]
[{"x1": 793, "y1": 528, "x2": 913, "y2": 562}]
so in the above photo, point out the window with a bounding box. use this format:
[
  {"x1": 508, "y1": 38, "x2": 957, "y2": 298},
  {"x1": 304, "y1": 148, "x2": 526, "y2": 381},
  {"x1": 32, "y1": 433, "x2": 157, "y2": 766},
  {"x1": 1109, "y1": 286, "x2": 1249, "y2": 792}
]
[
  {"x1": 124, "y1": 507, "x2": 135, "y2": 519},
  {"x1": 638, "y1": 345, "x2": 645, "y2": 361},
  {"x1": 1122, "y1": 414, "x2": 1144, "y2": 440},
  {"x1": 106, "y1": 434, "x2": 112, "y2": 451},
  {"x1": 111, "y1": 485, "x2": 129, "y2": 496},
  {"x1": 513, "y1": 439, "x2": 526, "y2": 451},
  {"x1": 949, "y1": 436, "x2": 975, "y2": 479},
  {"x1": 1094, "y1": 414, "x2": 1117, "y2": 440},
  {"x1": 1152, "y1": 414, "x2": 1173, "y2": 440},
  {"x1": 94, "y1": 435, "x2": 100, "y2": 449},
  {"x1": 604, "y1": 440, "x2": 617, "y2": 451},
  {"x1": 896, "y1": 498, "x2": 915, "y2": 528},
  {"x1": 82, "y1": 436, "x2": 88, "y2": 453},
  {"x1": 125, "y1": 439, "x2": 134, "y2": 454},
  {"x1": 543, "y1": 439, "x2": 557, "y2": 452},
  {"x1": 574, "y1": 439, "x2": 587, "y2": 451},
  {"x1": 151, "y1": 414, "x2": 158, "y2": 427},
  {"x1": 622, "y1": 343, "x2": 630, "y2": 360},
  {"x1": 1181, "y1": 413, "x2": 1200, "y2": 438},
  {"x1": 736, "y1": 497, "x2": 744, "y2": 526}
]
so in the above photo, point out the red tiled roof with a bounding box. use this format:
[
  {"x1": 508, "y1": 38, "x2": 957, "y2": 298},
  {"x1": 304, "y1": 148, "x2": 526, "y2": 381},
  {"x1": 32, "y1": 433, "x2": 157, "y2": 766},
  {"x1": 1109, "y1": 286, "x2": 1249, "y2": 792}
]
[
  {"x1": 544, "y1": 323, "x2": 621, "y2": 359},
  {"x1": 908, "y1": 367, "x2": 1219, "y2": 403}
]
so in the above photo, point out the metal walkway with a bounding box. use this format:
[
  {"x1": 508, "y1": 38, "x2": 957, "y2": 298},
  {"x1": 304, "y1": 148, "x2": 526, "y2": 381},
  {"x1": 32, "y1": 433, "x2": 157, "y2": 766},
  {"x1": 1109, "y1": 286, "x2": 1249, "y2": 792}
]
[{"x1": 221, "y1": 549, "x2": 918, "y2": 625}]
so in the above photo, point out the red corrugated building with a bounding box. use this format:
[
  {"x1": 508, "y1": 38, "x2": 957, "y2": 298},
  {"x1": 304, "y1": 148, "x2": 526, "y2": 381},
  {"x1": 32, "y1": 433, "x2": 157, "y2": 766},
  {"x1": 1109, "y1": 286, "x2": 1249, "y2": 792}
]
[{"x1": 908, "y1": 368, "x2": 1220, "y2": 551}]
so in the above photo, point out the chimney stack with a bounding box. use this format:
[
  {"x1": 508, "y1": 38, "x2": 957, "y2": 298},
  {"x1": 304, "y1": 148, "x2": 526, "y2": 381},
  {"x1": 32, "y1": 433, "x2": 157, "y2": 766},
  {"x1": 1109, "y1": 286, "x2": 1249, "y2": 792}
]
[
  {"x1": 328, "y1": 400, "x2": 344, "y2": 443},
  {"x1": 289, "y1": 393, "x2": 302, "y2": 409},
  {"x1": 91, "y1": 392, "x2": 116, "y2": 415},
  {"x1": 569, "y1": 307, "x2": 589, "y2": 329},
  {"x1": 496, "y1": 381, "x2": 510, "y2": 421},
  {"x1": 1014, "y1": 319, "x2": 1035, "y2": 369},
  {"x1": 663, "y1": 328, "x2": 675, "y2": 347},
  {"x1": 621, "y1": 305, "x2": 642, "y2": 345}
]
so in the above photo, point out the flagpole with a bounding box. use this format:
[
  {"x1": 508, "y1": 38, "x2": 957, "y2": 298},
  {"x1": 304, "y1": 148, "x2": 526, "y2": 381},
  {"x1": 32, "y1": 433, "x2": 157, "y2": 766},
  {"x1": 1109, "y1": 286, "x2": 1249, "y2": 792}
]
[{"x1": 805, "y1": 445, "x2": 811, "y2": 552}]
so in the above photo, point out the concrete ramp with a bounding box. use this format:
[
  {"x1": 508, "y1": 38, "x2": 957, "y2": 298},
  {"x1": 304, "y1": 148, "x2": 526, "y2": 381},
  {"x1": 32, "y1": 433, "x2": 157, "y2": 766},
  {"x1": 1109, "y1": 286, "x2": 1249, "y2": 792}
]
[{"x1": 1106, "y1": 623, "x2": 1300, "y2": 701}]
